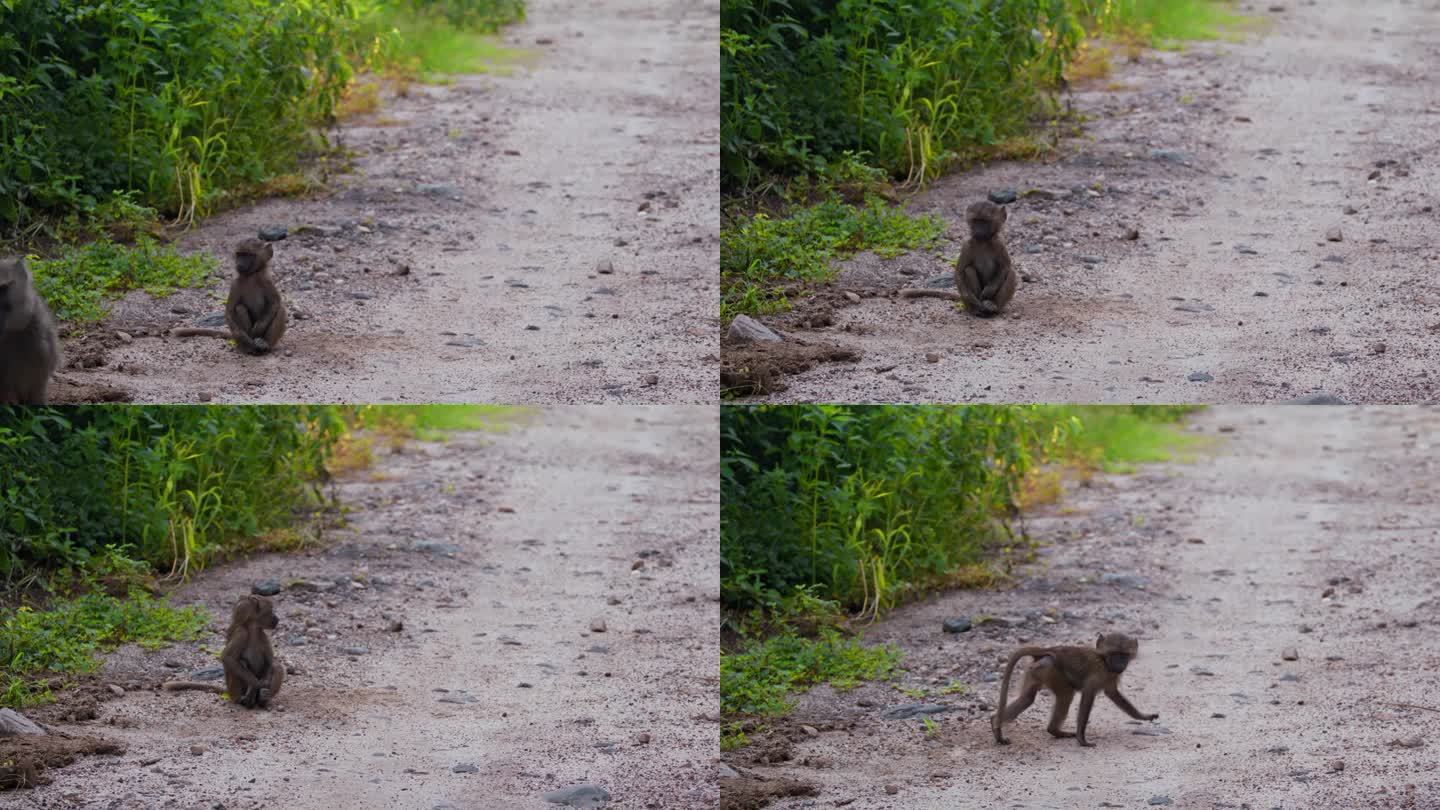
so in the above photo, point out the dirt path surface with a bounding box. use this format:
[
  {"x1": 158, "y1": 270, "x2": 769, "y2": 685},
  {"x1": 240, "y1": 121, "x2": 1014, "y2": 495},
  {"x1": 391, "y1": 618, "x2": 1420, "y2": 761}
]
[
  {"x1": 746, "y1": 1, "x2": 1440, "y2": 404},
  {"x1": 725, "y1": 406, "x2": 1440, "y2": 808},
  {"x1": 60, "y1": 0, "x2": 718, "y2": 404},
  {"x1": 13, "y1": 406, "x2": 720, "y2": 808}
]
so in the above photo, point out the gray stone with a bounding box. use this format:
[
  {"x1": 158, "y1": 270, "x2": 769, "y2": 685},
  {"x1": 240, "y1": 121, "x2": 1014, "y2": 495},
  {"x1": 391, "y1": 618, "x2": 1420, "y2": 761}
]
[
  {"x1": 412, "y1": 540, "x2": 463, "y2": 556},
  {"x1": 1284, "y1": 393, "x2": 1347, "y2": 405},
  {"x1": 196, "y1": 312, "x2": 228, "y2": 329},
  {"x1": 1148, "y1": 796, "x2": 1173, "y2": 806},
  {"x1": 252, "y1": 579, "x2": 281, "y2": 596},
  {"x1": 340, "y1": 645, "x2": 369, "y2": 656},
  {"x1": 879, "y1": 703, "x2": 950, "y2": 721},
  {"x1": 1187, "y1": 371, "x2": 1214, "y2": 382},
  {"x1": 1100, "y1": 573, "x2": 1149, "y2": 589},
  {"x1": 1150, "y1": 148, "x2": 1188, "y2": 163},
  {"x1": 0, "y1": 708, "x2": 45, "y2": 736},
  {"x1": 987, "y1": 189, "x2": 1018, "y2": 205},
  {"x1": 726, "y1": 315, "x2": 781, "y2": 344},
  {"x1": 923, "y1": 274, "x2": 955, "y2": 289},
  {"x1": 258, "y1": 226, "x2": 288, "y2": 242},
  {"x1": 542, "y1": 784, "x2": 611, "y2": 807},
  {"x1": 451, "y1": 762, "x2": 479, "y2": 774},
  {"x1": 189, "y1": 666, "x2": 224, "y2": 681},
  {"x1": 942, "y1": 617, "x2": 972, "y2": 634}
]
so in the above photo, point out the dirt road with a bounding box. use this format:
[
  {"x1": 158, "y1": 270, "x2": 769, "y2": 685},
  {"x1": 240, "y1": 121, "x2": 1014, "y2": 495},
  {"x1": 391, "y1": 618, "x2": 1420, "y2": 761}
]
[
  {"x1": 725, "y1": 406, "x2": 1440, "y2": 808},
  {"x1": 750, "y1": 0, "x2": 1440, "y2": 404},
  {"x1": 62, "y1": 0, "x2": 718, "y2": 404},
  {"x1": 16, "y1": 406, "x2": 719, "y2": 808}
]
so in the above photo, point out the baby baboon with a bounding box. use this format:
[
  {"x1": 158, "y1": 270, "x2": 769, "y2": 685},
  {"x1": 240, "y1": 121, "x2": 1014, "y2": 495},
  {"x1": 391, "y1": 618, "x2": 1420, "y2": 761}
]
[
  {"x1": 898, "y1": 201, "x2": 1016, "y2": 316},
  {"x1": 992, "y1": 633, "x2": 1158, "y2": 747},
  {"x1": 172, "y1": 239, "x2": 287, "y2": 354},
  {"x1": 164, "y1": 594, "x2": 284, "y2": 708},
  {"x1": 955, "y1": 200, "x2": 1015, "y2": 316},
  {"x1": 0, "y1": 257, "x2": 60, "y2": 404}
]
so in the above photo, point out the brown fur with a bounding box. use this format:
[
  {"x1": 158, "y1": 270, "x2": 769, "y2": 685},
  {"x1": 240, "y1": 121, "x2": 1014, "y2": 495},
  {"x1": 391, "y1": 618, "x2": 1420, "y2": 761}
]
[
  {"x1": 992, "y1": 633, "x2": 1157, "y2": 747},
  {"x1": 171, "y1": 239, "x2": 287, "y2": 354},
  {"x1": 0, "y1": 258, "x2": 60, "y2": 404},
  {"x1": 955, "y1": 200, "x2": 1016, "y2": 316},
  {"x1": 163, "y1": 595, "x2": 283, "y2": 708}
]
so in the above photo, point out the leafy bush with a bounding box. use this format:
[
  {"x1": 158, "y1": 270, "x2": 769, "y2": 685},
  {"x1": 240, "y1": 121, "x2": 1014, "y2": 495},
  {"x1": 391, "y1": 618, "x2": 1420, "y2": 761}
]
[
  {"x1": 0, "y1": 0, "x2": 526, "y2": 234},
  {"x1": 721, "y1": 0, "x2": 1086, "y2": 191},
  {"x1": 0, "y1": 405, "x2": 346, "y2": 585},
  {"x1": 721, "y1": 405, "x2": 1200, "y2": 614}
]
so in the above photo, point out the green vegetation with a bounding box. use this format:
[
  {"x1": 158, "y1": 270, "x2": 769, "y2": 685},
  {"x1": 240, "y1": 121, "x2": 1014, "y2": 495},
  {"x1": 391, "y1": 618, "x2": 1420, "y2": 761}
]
[
  {"x1": 0, "y1": 403, "x2": 524, "y2": 708},
  {"x1": 720, "y1": 587, "x2": 901, "y2": 742},
  {"x1": 1, "y1": 590, "x2": 209, "y2": 707},
  {"x1": 721, "y1": 195, "x2": 945, "y2": 318},
  {"x1": 721, "y1": 404, "x2": 1200, "y2": 617},
  {"x1": 0, "y1": 406, "x2": 345, "y2": 585},
  {"x1": 1104, "y1": 0, "x2": 1251, "y2": 47},
  {"x1": 363, "y1": 4, "x2": 529, "y2": 77},
  {"x1": 721, "y1": 0, "x2": 1246, "y2": 192},
  {"x1": 29, "y1": 235, "x2": 218, "y2": 322},
  {"x1": 721, "y1": 0, "x2": 1085, "y2": 191},
  {"x1": 719, "y1": 405, "x2": 1201, "y2": 736},
  {"x1": 0, "y1": 0, "x2": 525, "y2": 237}
]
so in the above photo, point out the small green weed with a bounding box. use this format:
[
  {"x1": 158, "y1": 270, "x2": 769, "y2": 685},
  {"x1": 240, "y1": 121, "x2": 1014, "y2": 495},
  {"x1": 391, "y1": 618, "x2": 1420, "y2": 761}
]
[
  {"x1": 721, "y1": 631, "x2": 901, "y2": 717},
  {"x1": 720, "y1": 195, "x2": 945, "y2": 319},
  {"x1": 921, "y1": 716, "x2": 940, "y2": 738},
  {"x1": 29, "y1": 237, "x2": 218, "y2": 323},
  {"x1": 0, "y1": 591, "x2": 209, "y2": 707}
]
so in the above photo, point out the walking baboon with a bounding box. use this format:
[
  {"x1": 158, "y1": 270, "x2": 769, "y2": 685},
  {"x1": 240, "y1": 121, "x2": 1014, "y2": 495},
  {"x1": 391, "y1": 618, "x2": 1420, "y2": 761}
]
[
  {"x1": 172, "y1": 239, "x2": 287, "y2": 354},
  {"x1": 0, "y1": 257, "x2": 60, "y2": 404},
  {"x1": 992, "y1": 633, "x2": 1158, "y2": 747},
  {"x1": 164, "y1": 594, "x2": 284, "y2": 708}
]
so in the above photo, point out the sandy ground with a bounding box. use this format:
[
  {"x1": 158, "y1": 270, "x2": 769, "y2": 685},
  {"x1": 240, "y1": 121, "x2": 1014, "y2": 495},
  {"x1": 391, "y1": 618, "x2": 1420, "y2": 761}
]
[
  {"x1": 10, "y1": 406, "x2": 720, "y2": 808},
  {"x1": 58, "y1": 0, "x2": 718, "y2": 404},
  {"x1": 738, "y1": 0, "x2": 1440, "y2": 404},
  {"x1": 724, "y1": 406, "x2": 1440, "y2": 808}
]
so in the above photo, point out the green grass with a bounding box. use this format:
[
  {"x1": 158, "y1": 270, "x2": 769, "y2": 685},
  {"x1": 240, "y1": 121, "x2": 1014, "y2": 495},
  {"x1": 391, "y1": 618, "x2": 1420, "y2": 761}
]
[
  {"x1": 0, "y1": 591, "x2": 209, "y2": 707},
  {"x1": 720, "y1": 195, "x2": 945, "y2": 319},
  {"x1": 355, "y1": 405, "x2": 533, "y2": 439},
  {"x1": 381, "y1": 18, "x2": 531, "y2": 77},
  {"x1": 1049, "y1": 405, "x2": 1208, "y2": 472},
  {"x1": 1098, "y1": 0, "x2": 1253, "y2": 47},
  {"x1": 721, "y1": 631, "x2": 902, "y2": 718},
  {"x1": 29, "y1": 236, "x2": 218, "y2": 323}
]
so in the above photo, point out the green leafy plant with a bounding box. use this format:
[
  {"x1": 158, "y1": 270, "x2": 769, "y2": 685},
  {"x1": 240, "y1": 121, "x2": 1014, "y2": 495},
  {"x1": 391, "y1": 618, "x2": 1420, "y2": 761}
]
[
  {"x1": 28, "y1": 235, "x2": 217, "y2": 322},
  {"x1": 720, "y1": 195, "x2": 944, "y2": 318},
  {"x1": 0, "y1": 591, "x2": 209, "y2": 707}
]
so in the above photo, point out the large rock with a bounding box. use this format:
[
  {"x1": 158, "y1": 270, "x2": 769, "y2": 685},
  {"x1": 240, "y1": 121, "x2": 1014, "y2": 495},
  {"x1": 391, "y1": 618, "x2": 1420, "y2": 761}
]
[
  {"x1": 0, "y1": 708, "x2": 45, "y2": 736},
  {"x1": 726, "y1": 315, "x2": 782, "y2": 344}
]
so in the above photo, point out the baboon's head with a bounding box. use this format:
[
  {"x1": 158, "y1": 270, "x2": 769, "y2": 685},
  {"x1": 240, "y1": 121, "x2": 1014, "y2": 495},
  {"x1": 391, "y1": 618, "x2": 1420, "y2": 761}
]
[
  {"x1": 0, "y1": 258, "x2": 31, "y2": 333},
  {"x1": 233, "y1": 594, "x2": 280, "y2": 630},
  {"x1": 1095, "y1": 633, "x2": 1140, "y2": 674},
  {"x1": 234, "y1": 239, "x2": 273, "y2": 276},
  {"x1": 965, "y1": 200, "x2": 1007, "y2": 241}
]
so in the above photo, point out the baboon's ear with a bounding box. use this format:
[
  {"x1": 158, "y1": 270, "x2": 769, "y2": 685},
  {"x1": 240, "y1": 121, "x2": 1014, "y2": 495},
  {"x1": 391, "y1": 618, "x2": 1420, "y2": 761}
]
[
  {"x1": 997, "y1": 205, "x2": 1008, "y2": 224},
  {"x1": 1096, "y1": 633, "x2": 1104, "y2": 647}
]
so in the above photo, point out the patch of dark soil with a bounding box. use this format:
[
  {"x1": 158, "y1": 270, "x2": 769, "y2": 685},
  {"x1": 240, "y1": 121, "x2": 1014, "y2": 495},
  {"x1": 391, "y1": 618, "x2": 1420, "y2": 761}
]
[
  {"x1": 719, "y1": 775, "x2": 818, "y2": 810},
  {"x1": 721, "y1": 340, "x2": 862, "y2": 396},
  {"x1": 0, "y1": 732, "x2": 124, "y2": 790},
  {"x1": 47, "y1": 377, "x2": 133, "y2": 403}
]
